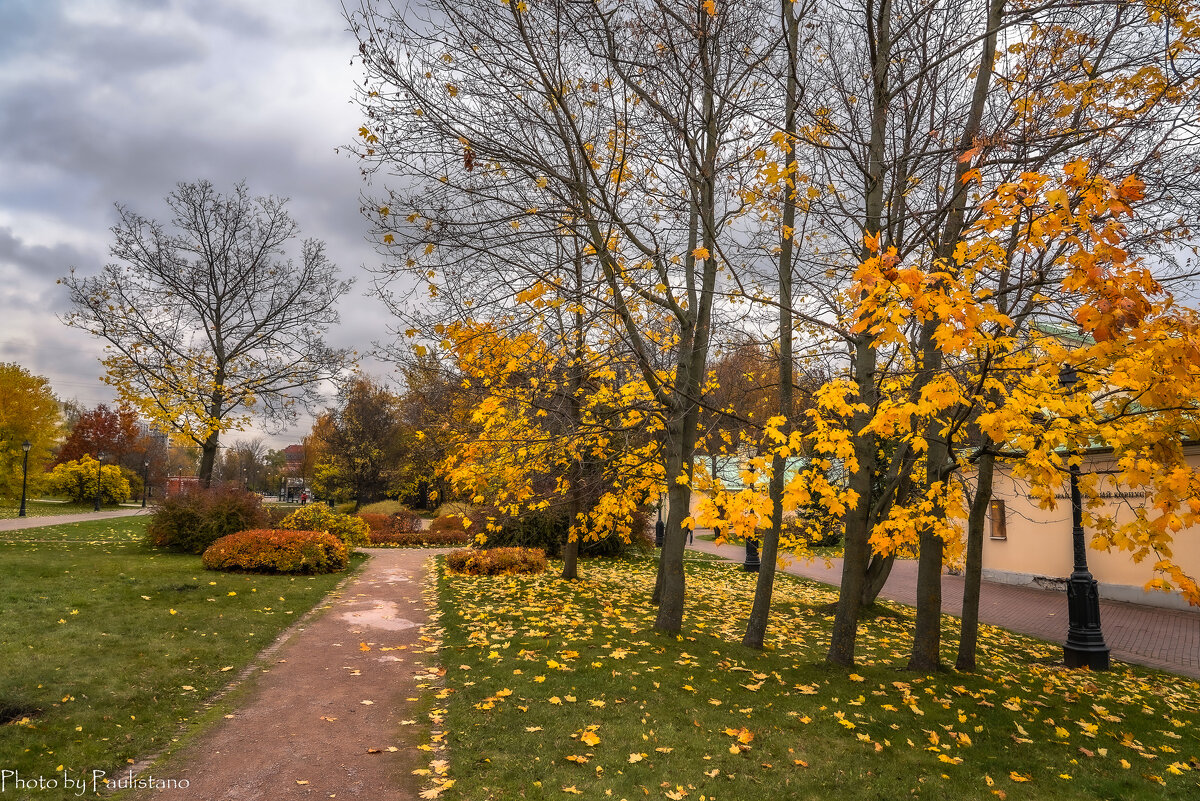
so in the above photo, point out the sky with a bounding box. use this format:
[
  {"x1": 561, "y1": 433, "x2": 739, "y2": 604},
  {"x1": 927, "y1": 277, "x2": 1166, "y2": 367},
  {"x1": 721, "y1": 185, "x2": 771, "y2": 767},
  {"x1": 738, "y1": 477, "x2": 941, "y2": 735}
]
[{"x1": 0, "y1": 0, "x2": 395, "y2": 451}]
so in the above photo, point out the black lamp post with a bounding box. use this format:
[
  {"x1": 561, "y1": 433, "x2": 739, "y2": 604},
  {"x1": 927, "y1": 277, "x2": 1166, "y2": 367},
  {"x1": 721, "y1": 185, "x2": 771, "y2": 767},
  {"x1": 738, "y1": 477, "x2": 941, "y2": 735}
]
[
  {"x1": 655, "y1": 499, "x2": 665, "y2": 547},
  {"x1": 1059, "y1": 365, "x2": 1110, "y2": 671},
  {"x1": 142, "y1": 458, "x2": 150, "y2": 508},
  {"x1": 93, "y1": 453, "x2": 104, "y2": 512},
  {"x1": 743, "y1": 535, "x2": 761, "y2": 572},
  {"x1": 18, "y1": 440, "x2": 31, "y2": 517}
]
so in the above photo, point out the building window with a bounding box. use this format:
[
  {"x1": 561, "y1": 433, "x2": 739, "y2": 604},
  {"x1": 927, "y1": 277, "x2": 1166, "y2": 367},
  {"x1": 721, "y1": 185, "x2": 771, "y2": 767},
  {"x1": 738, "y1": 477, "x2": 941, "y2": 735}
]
[{"x1": 989, "y1": 500, "x2": 1007, "y2": 540}]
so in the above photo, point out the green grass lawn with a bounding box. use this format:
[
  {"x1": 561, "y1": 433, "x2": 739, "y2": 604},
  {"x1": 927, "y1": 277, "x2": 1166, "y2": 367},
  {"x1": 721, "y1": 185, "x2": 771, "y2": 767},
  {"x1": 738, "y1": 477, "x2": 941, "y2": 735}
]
[
  {"x1": 0, "y1": 517, "x2": 362, "y2": 798},
  {"x1": 431, "y1": 556, "x2": 1200, "y2": 801}
]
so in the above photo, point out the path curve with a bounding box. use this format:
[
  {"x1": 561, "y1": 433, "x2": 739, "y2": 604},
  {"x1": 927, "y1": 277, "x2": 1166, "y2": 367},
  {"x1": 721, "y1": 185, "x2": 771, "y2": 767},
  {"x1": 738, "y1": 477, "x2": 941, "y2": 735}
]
[
  {"x1": 131, "y1": 548, "x2": 445, "y2": 800},
  {"x1": 0, "y1": 508, "x2": 149, "y2": 532}
]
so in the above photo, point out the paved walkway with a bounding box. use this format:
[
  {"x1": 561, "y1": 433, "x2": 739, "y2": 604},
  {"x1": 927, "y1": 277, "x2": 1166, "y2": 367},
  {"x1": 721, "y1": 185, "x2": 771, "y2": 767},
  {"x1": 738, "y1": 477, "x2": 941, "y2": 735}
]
[
  {"x1": 0, "y1": 507, "x2": 149, "y2": 531},
  {"x1": 130, "y1": 549, "x2": 445, "y2": 801},
  {"x1": 688, "y1": 536, "x2": 1200, "y2": 679}
]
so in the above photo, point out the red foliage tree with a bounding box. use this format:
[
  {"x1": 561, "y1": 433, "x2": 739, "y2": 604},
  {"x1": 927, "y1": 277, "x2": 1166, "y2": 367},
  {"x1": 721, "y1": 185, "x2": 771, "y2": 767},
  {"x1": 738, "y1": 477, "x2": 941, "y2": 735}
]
[{"x1": 56, "y1": 403, "x2": 150, "y2": 469}]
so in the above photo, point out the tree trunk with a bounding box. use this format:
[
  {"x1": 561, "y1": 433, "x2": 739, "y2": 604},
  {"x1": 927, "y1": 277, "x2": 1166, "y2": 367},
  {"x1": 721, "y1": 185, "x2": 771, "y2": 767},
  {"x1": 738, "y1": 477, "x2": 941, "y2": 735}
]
[
  {"x1": 198, "y1": 431, "x2": 220, "y2": 486},
  {"x1": 906, "y1": 472, "x2": 945, "y2": 672},
  {"x1": 744, "y1": 0, "x2": 800, "y2": 651},
  {"x1": 653, "y1": 414, "x2": 697, "y2": 633},
  {"x1": 827, "y1": 0, "x2": 890, "y2": 667},
  {"x1": 860, "y1": 551, "x2": 895, "y2": 606},
  {"x1": 907, "y1": 0, "x2": 1003, "y2": 675},
  {"x1": 562, "y1": 536, "x2": 580, "y2": 580},
  {"x1": 956, "y1": 448, "x2": 995, "y2": 671},
  {"x1": 561, "y1": 245, "x2": 586, "y2": 583}
]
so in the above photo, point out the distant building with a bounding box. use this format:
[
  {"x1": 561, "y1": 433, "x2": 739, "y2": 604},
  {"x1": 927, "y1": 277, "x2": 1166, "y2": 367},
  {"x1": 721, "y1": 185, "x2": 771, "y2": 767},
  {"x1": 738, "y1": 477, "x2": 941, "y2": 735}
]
[
  {"x1": 984, "y1": 445, "x2": 1200, "y2": 611},
  {"x1": 166, "y1": 476, "x2": 202, "y2": 496},
  {"x1": 282, "y1": 444, "x2": 304, "y2": 475}
]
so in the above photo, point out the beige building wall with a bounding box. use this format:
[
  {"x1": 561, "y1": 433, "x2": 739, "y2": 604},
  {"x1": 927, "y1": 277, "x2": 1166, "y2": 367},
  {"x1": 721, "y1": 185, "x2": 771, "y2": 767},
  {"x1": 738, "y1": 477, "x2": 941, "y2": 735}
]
[{"x1": 984, "y1": 447, "x2": 1200, "y2": 611}]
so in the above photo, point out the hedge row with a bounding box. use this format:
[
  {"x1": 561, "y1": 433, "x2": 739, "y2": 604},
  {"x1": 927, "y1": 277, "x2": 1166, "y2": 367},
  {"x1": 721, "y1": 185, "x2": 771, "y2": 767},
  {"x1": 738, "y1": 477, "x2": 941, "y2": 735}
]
[
  {"x1": 368, "y1": 530, "x2": 471, "y2": 547},
  {"x1": 445, "y1": 547, "x2": 547, "y2": 576},
  {"x1": 357, "y1": 510, "x2": 421, "y2": 536}
]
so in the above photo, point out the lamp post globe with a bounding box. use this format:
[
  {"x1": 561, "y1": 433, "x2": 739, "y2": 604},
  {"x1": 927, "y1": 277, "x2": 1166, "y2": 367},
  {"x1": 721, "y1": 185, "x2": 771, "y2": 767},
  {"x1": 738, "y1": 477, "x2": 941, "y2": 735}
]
[
  {"x1": 18, "y1": 440, "x2": 32, "y2": 517},
  {"x1": 1058, "y1": 365, "x2": 1110, "y2": 671}
]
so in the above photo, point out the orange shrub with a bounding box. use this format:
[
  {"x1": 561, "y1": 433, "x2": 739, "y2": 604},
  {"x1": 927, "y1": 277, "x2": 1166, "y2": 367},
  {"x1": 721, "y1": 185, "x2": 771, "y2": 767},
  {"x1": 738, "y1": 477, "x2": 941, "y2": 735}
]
[
  {"x1": 359, "y1": 510, "x2": 424, "y2": 538},
  {"x1": 357, "y1": 513, "x2": 393, "y2": 534},
  {"x1": 429, "y1": 514, "x2": 470, "y2": 535},
  {"x1": 201, "y1": 529, "x2": 349, "y2": 574},
  {"x1": 445, "y1": 547, "x2": 547, "y2": 576}
]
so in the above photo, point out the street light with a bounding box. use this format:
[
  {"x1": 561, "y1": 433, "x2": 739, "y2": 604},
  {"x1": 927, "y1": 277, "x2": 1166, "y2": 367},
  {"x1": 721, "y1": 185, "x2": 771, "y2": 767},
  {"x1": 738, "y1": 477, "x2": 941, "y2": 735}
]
[
  {"x1": 655, "y1": 499, "x2": 665, "y2": 547},
  {"x1": 18, "y1": 440, "x2": 31, "y2": 517},
  {"x1": 743, "y1": 534, "x2": 761, "y2": 572},
  {"x1": 93, "y1": 452, "x2": 104, "y2": 512},
  {"x1": 142, "y1": 458, "x2": 150, "y2": 508},
  {"x1": 1059, "y1": 365, "x2": 1110, "y2": 671}
]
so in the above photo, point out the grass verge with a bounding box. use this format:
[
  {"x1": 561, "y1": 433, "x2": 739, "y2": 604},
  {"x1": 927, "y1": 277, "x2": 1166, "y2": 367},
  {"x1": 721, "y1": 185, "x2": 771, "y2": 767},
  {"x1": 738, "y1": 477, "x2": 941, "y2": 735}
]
[
  {"x1": 433, "y1": 556, "x2": 1199, "y2": 800},
  {"x1": 0, "y1": 517, "x2": 363, "y2": 799}
]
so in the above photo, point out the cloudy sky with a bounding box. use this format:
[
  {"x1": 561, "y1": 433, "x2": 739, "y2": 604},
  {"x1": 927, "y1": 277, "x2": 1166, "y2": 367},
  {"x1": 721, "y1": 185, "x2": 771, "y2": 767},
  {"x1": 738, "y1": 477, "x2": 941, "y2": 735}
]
[{"x1": 0, "y1": 0, "x2": 396, "y2": 450}]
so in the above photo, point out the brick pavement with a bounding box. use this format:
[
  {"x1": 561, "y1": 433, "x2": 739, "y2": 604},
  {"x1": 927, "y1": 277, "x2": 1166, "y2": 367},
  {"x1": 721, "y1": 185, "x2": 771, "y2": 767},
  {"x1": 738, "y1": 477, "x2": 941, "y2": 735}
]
[{"x1": 688, "y1": 535, "x2": 1200, "y2": 679}]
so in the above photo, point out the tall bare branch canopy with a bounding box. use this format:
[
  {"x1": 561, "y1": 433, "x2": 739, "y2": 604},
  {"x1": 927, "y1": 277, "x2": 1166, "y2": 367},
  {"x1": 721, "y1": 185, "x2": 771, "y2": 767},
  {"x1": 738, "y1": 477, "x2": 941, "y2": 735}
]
[{"x1": 62, "y1": 180, "x2": 352, "y2": 483}]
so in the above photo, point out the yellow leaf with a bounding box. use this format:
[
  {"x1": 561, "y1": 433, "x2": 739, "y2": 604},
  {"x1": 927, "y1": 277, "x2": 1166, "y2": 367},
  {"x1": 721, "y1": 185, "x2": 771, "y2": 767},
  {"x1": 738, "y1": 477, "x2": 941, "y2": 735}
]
[{"x1": 580, "y1": 731, "x2": 600, "y2": 747}]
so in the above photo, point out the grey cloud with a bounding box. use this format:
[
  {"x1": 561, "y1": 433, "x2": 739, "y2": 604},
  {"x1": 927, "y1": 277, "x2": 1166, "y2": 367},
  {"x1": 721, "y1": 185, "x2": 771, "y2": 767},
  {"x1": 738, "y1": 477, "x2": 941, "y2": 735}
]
[
  {"x1": 0, "y1": 227, "x2": 100, "y2": 291},
  {"x1": 0, "y1": 0, "x2": 401, "y2": 440}
]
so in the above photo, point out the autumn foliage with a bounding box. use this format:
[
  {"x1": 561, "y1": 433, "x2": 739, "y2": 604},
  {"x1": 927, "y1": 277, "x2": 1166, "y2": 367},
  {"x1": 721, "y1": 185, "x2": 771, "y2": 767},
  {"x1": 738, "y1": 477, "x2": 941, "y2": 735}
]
[
  {"x1": 278, "y1": 504, "x2": 371, "y2": 548},
  {"x1": 201, "y1": 529, "x2": 349, "y2": 574},
  {"x1": 43, "y1": 457, "x2": 131, "y2": 505}
]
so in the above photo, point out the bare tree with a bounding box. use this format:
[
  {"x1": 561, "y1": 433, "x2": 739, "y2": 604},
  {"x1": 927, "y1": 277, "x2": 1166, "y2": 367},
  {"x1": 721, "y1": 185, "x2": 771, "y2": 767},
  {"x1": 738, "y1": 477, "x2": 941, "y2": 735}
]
[
  {"x1": 62, "y1": 180, "x2": 352, "y2": 484},
  {"x1": 349, "y1": 0, "x2": 779, "y2": 632}
]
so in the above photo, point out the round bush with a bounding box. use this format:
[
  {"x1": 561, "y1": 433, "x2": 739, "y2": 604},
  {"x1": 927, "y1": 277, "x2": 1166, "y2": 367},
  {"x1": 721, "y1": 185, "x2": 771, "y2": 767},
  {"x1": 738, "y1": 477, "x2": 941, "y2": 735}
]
[
  {"x1": 279, "y1": 504, "x2": 370, "y2": 547},
  {"x1": 148, "y1": 487, "x2": 266, "y2": 554},
  {"x1": 202, "y1": 529, "x2": 349, "y2": 574}
]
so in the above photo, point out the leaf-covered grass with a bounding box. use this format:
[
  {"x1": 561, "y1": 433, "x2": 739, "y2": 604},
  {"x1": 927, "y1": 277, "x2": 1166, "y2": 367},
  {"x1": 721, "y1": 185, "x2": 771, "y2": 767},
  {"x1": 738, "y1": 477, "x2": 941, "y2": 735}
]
[
  {"x1": 432, "y1": 556, "x2": 1199, "y2": 801},
  {"x1": 0, "y1": 517, "x2": 363, "y2": 799}
]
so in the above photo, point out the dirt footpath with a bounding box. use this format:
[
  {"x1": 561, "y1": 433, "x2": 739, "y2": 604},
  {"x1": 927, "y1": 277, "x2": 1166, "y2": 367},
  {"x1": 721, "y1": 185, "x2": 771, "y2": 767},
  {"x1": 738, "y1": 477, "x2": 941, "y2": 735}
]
[{"x1": 135, "y1": 549, "x2": 445, "y2": 801}]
